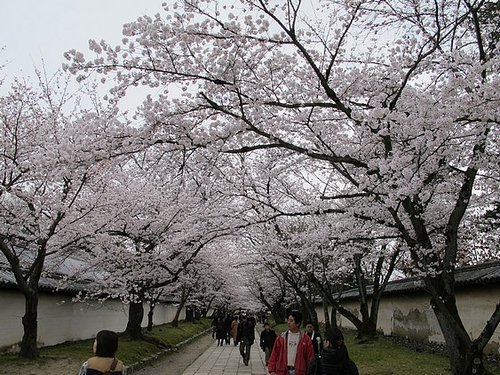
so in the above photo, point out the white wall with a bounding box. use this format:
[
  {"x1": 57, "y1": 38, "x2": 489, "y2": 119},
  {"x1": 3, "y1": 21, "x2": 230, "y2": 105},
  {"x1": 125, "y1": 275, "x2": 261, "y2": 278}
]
[
  {"x1": 0, "y1": 290, "x2": 184, "y2": 348},
  {"x1": 316, "y1": 286, "x2": 500, "y2": 355}
]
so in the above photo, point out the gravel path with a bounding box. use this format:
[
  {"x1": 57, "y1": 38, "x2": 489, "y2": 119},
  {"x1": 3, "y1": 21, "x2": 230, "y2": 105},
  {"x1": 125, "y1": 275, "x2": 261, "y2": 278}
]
[{"x1": 131, "y1": 332, "x2": 214, "y2": 375}]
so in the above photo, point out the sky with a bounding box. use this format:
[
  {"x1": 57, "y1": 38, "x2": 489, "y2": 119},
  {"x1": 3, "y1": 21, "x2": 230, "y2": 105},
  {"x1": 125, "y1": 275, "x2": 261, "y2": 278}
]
[
  {"x1": 1, "y1": 1, "x2": 164, "y2": 93},
  {"x1": 0, "y1": 0, "x2": 345, "y2": 112}
]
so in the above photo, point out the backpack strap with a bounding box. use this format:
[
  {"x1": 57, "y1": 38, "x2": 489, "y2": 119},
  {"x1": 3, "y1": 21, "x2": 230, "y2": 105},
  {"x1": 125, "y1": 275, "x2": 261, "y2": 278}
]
[
  {"x1": 110, "y1": 358, "x2": 118, "y2": 371},
  {"x1": 103, "y1": 358, "x2": 118, "y2": 374}
]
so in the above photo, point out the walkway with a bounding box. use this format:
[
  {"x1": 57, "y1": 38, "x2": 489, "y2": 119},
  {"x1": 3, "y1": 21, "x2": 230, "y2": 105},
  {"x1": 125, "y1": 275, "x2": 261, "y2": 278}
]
[{"x1": 182, "y1": 336, "x2": 268, "y2": 375}]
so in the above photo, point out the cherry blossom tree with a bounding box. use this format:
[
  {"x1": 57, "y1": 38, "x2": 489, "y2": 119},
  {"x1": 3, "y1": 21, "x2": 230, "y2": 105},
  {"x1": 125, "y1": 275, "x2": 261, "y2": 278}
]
[
  {"x1": 56, "y1": 115, "x2": 268, "y2": 339},
  {"x1": 170, "y1": 249, "x2": 237, "y2": 325},
  {"x1": 248, "y1": 261, "x2": 290, "y2": 324},
  {"x1": 246, "y1": 208, "x2": 403, "y2": 337},
  {"x1": 250, "y1": 222, "x2": 321, "y2": 325},
  {"x1": 458, "y1": 202, "x2": 499, "y2": 264},
  {"x1": 0, "y1": 76, "x2": 130, "y2": 358},
  {"x1": 66, "y1": 0, "x2": 499, "y2": 373},
  {"x1": 210, "y1": 235, "x2": 270, "y2": 315},
  {"x1": 151, "y1": 254, "x2": 237, "y2": 329},
  {"x1": 214, "y1": 148, "x2": 403, "y2": 335},
  {"x1": 70, "y1": 141, "x2": 250, "y2": 340}
]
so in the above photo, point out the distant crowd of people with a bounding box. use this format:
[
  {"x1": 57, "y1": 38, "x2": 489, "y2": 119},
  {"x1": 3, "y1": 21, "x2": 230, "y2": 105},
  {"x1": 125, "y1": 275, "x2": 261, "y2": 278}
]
[{"x1": 211, "y1": 310, "x2": 359, "y2": 375}]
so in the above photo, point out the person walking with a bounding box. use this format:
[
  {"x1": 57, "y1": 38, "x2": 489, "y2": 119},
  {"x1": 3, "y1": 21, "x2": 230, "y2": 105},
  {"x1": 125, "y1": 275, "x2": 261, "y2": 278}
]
[
  {"x1": 260, "y1": 322, "x2": 277, "y2": 366},
  {"x1": 307, "y1": 327, "x2": 359, "y2": 375},
  {"x1": 231, "y1": 316, "x2": 239, "y2": 346},
  {"x1": 236, "y1": 314, "x2": 256, "y2": 366},
  {"x1": 211, "y1": 317, "x2": 218, "y2": 339},
  {"x1": 216, "y1": 317, "x2": 226, "y2": 346},
  {"x1": 224, "y1": 315, "x2": 232, "y2": 345},
  {"x1": 78, "y1": 330, "x2": 126, "y2": 375},
  {"x1": 268, "y1": 310, "x2": 314, "y2": 375},
  {"x1": 305, "y1": 321, "x2": 323, "y2": 357}
]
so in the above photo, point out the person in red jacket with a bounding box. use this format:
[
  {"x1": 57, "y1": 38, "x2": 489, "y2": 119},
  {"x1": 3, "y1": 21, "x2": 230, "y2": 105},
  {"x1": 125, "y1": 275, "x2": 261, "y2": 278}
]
[{"x1": 268, "y1": 310, "x2": 314, "y2": 375}]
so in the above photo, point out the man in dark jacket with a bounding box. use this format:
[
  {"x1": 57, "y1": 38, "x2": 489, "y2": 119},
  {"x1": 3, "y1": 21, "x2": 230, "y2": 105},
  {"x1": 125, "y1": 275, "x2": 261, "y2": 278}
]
[
  {"x1": 260, "y1": 322, "x2": 277, "y2": 366},
  {"x1": 236, "y1": 314, "x2": 255, "y2": 366}
]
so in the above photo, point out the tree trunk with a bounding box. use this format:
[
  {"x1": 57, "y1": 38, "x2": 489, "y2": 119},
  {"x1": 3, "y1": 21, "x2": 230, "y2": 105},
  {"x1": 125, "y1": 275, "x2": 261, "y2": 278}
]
[
  {"x1": 147, "y1": 303, "x2": 155, "y2": 331},
  {"x1": 432, "y1": 302, "x2": 489, "y2": 375},
  {"x1": 428, "y1": 281, "x2": 491, "y2": 375},
  {"x1": 301, "y1": 296, "x2": 319, "y2": 327},
  {"x1": 125, "y1": 302, "x2": 144, "y2": 339},
  {"x1": 353, "y1": 253, "x2": 379, "y2": 340},
  {"x1": 330, "y1": 307, "x2": 337, "y2": 328},
  {"x1": 259, "y1": 289, "x2": 286, "y2": 324},
  {"x1": 171, "y1": 299, "x2": 187, "y2": 327},
  {"x1": 324, "y1": 293, "x2": 362, "y2": 333},
  {"x1": 356, "y1": 319, "x2": 378, "y2": 341},
  {"x1": 203, "y1": 296, "x2": 216, "y2": 318},
  {"x1": 20, "y1": 291, "x2": 39, "y2": 358},
  {"x1": 323, "y1": 299, "x2": 331, "y2": 331},
  {"x1": 297, "y1": 255, "x2": 383, "y2": 339}
]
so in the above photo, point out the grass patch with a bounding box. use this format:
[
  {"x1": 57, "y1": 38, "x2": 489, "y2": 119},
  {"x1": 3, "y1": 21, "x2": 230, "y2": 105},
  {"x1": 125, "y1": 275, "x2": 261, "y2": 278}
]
[
  {"x1": 147, "y1": 319, "x2": 211, "y2": 347},
  {"x1": 0, "y1": 318, "x2": 211, "y2": 368},
  {"x1": 346, "y1": 334, "x2": 451, "y2": 375},
  {"x1": 268, "y1": 324, "x2": 499, "y2": 375}
]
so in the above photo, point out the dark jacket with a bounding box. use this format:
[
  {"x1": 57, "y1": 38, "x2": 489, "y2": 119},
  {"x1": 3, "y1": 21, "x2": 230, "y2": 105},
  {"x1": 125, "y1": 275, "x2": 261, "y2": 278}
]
[
  {"x1": 216, "y1": 319, "x2": 226, "y2": 340},
  {"x1": 260, "y1": 328, "x2": 277, "y2": 349},
  {"x1": 224, "y1": 316, "x2": 232, "y2": 332},
  {"x1": 307, "y1": 347, "x2": 359, "y2": 375},
  {"x1": 236, "y1": 319, "x2": 255, "y2": 344},
  {"x1": 306, "y1": 330, "x2": 323, "y2": 356}
]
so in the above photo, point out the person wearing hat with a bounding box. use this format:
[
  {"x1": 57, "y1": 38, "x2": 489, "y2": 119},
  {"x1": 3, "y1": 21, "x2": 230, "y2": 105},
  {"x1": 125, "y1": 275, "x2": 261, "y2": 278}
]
[{"x1": 268, "y1": 310, "x2": 314, "y2": 375}]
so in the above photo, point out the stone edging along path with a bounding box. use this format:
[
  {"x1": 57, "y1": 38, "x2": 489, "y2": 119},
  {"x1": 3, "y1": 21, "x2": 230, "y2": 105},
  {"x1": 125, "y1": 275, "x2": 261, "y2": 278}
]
[{"x1": 127, "y1": 328, "x2": 212, "y2": 373}]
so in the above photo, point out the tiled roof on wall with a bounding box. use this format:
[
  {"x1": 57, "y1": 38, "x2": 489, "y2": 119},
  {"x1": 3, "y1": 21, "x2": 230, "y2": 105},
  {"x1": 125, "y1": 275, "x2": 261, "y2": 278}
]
[
  {"x1": 0, "y1": 263, "x2": 92, "y2": 295},
  {"x1": 335, "y1": 260, "x2": 500, "y2": 300},
  {"x1": 0, "y1": 262, "x2": 180, "y2": 303}
]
